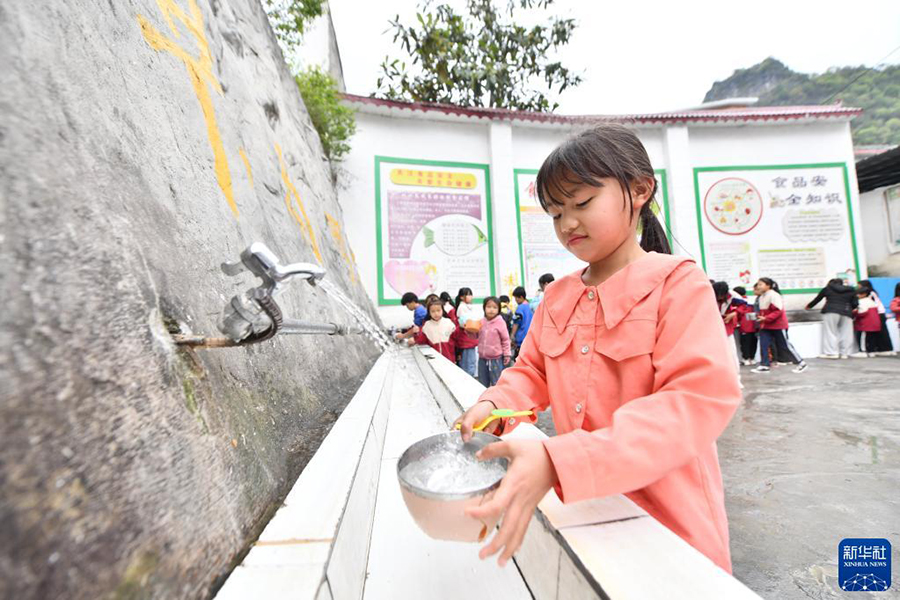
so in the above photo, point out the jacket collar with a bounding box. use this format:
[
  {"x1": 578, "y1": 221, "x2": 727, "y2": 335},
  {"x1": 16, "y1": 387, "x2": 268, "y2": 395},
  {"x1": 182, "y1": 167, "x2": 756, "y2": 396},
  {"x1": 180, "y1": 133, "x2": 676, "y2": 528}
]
[{"x1": 544, "y1": 252, "x2": 693, "y2": 332}]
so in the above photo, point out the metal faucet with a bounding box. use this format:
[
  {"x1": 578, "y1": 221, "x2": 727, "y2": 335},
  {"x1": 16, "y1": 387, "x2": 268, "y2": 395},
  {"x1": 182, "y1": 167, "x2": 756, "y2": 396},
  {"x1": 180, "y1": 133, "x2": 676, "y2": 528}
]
[
  {"x1": 210, "y1": 243, "x2": 360, "y2": 345},
  {"x1": 221, "y1": 242, "x2": 326, "y2": 294}
]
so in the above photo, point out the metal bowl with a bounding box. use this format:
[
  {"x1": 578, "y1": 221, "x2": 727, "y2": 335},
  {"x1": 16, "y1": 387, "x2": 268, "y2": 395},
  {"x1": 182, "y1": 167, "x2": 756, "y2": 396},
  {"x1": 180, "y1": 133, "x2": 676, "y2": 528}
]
[{"x1": 397, "y1": 431, "x2": 508, "y2": 542}]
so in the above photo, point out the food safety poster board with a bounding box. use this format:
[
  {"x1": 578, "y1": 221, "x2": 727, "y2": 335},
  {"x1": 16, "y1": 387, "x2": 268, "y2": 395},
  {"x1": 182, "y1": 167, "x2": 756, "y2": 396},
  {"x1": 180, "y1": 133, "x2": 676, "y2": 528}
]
[
  {"x1": 513, "y1": 169, "x2": 671, "y2": 295},
  {"x1": 375, "y1": 156, "x2": 496, "y2": 305},
  {"x1": 693, "y1": 163, "x2": 861, "y2": 293}
]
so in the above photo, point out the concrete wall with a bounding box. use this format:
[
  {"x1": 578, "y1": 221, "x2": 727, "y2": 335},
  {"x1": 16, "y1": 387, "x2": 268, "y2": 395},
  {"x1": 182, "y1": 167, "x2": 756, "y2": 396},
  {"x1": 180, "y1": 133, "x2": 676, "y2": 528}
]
[
  {"x1": 0, "y1": 1, "x2": 380, "y2": 598},
  {"x1": 337, "y1": 104, "x2": 863, "y2": 326}
]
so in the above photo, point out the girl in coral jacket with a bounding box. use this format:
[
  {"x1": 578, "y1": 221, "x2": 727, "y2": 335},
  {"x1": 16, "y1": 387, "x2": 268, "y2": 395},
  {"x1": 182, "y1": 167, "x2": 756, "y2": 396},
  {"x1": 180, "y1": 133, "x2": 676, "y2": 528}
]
[
  {"x1": 410, "y1": 298, "x2": 458, "y2": 361},
  {"x1": 453, "y1": 124, "x2": 742, "y2": 574},
  {"x1": 750, "y1": 278, "x2": 808, "y2": 374}
]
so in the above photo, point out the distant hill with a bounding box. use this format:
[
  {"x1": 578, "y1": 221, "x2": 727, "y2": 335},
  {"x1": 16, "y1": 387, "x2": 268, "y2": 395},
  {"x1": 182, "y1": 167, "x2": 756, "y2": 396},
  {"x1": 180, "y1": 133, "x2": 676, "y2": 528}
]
[{"x1": 704, "y1": 58, "x2": 900, "y2": 146}]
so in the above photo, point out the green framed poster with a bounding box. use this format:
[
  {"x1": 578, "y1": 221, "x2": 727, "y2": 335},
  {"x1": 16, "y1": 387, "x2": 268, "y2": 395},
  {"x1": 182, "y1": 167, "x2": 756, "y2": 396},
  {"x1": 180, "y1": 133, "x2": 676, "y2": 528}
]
[
  {"x1": 512, "y1": 168, "x2": 671, "y2": 296},
  {"x1": 374, "y1": 156, "x2": 496, "y2": 306},
  {"x1": 693, "y1": 163, "x2": 861, "y2": 294}
]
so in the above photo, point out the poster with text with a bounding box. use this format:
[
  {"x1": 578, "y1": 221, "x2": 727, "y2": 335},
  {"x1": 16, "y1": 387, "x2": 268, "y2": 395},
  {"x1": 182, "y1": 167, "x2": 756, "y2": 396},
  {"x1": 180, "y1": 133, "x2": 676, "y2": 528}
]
[
  {"x1": 514, "y1": 169, "x2": 670, "y2": 296},
  {"x1": 694, "y1": 164, "x2": 861, "y2": 293},
  {"x1": 375, "y1": 157, "x2": 495, "y2": 305}
]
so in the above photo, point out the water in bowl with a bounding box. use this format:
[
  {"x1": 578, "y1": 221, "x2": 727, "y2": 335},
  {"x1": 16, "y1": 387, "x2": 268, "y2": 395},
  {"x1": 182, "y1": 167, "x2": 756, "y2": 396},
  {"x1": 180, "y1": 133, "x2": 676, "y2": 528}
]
[{"x1": 400, "y1": 440, "x2": 506, "y2": 495}]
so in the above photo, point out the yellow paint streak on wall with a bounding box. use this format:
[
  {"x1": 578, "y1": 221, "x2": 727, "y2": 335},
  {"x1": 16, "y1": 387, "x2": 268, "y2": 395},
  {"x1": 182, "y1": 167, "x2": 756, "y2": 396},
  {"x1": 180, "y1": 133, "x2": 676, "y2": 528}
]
[
  {"x1": 239, "y1": 148, "x2": 253, "y2": 187},
  {"x1": 137, "y1": 0, "x2": 238, "y2": 217},
  {"x1": 325, "y1": 213, "x2": 357, "y2": 282},
  {"x1": 276, "y1": 144, "x2": 322, "y2": 264}
]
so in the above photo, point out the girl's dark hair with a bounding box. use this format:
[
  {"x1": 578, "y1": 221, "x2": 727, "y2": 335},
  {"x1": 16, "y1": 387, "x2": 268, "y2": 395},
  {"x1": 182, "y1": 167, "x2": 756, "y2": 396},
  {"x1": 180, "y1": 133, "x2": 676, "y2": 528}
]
[
  {"x1": 439, "y1": 291, "x2": 452, "y2": 303},
  {"x1": 894, "y1": 283, "x2": 900, "y2": 298},
  {"x1": 535, "y1": 123, "x2": 670, "y2": 254},
  {"x1": 712, "y1": 281, "x2": 729, "y2": 300},
  {"x1": 758, "y1": 277, "x2": 780, "y2": 293},
  {"x1": 454, "y1": 287, "x2": 473, "y2": 308},
  {"x1": 499, "y1": 295, "x2": 510, "y2": 303},
  {"x1": 827, "y1": 278, "x2": 844, "y2": 287},
  {"x1": 425, "y1": 297, "x2": 445, "y2": 318},
  {"x1": 733, "y1": 286, "x2": 747, "y2": 296},
  {"x1": 483, "y1": 296, "x2": 500, "y2": 312},
  {"x1": 424, "y1": 293, "x2": 440, "y2": 307},
  {"x1": 858, "y1": 279, "x2": 877, "y2": 297}
]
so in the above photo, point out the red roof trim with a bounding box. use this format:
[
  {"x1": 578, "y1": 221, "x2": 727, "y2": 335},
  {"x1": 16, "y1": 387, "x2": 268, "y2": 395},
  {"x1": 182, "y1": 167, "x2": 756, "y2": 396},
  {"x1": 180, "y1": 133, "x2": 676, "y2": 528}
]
[{"x1": 342, "y1": 93, "x2": 862, "y2": 125}]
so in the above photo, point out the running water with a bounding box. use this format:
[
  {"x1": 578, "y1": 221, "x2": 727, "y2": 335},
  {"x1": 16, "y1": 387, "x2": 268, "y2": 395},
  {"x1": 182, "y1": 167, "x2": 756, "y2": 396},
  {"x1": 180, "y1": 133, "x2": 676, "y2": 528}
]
[{"x1": 318, "y1": 279, "x2": 392, "y2": 351}]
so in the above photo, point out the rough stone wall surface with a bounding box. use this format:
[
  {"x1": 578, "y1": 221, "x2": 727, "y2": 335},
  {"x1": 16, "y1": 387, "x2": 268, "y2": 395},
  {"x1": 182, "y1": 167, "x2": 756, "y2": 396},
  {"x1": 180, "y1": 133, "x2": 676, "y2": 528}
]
[{"x1": 0, "y1": 1, "x2": 380, "y2": 598}]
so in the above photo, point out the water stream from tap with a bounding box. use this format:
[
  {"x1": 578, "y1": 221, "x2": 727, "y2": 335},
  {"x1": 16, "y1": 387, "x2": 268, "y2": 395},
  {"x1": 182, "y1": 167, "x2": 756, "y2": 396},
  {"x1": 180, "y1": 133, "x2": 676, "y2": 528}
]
[{"x1": 318, "y1": 279, "x2": 392, "y2": 351}]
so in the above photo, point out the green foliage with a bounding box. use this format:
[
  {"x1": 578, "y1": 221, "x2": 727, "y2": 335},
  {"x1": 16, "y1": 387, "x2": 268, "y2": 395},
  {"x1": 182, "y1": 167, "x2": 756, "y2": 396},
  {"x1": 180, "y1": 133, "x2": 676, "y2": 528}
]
[
  {"x1": 376, "y1": 0, "x2": 581, "y2": 112},
  {"x1": 296, "y1": 66, "x2": 357, "y2": 161},
  {"x1": 263, "y1": 0, "x2": 325, "y2": 55},
  {"x1": 705, "y1": 58, "x2": 900, "y2": 146}
]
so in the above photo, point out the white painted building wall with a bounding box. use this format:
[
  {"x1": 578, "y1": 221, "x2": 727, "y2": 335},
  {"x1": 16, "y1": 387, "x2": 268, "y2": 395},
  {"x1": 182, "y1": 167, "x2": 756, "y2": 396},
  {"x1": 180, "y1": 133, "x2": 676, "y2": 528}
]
[
  {"x1": 336, "y1": 98, "x2": 865, "y2": 359},
  {"x1": 859, "y1": 184, "x2": 900, "y2": 271}
]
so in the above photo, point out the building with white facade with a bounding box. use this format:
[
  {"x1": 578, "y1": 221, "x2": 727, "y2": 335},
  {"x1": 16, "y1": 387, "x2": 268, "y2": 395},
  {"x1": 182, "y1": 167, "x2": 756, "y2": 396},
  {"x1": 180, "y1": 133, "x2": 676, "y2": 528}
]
[{"x1": 336, "y1": 94, "x2": 866, "y2": 356}]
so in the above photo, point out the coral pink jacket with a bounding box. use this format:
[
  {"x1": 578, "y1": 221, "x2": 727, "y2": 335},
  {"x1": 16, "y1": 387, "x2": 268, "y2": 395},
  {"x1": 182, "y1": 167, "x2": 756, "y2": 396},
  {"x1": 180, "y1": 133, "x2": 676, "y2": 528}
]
[{"x1": 479, "y1": 253, "x2": 741, "y2": 573}]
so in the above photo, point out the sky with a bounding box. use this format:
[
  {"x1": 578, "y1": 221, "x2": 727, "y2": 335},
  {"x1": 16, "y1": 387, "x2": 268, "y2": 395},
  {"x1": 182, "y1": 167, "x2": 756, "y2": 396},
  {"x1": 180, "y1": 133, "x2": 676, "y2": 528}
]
[{"x1": 330, "y1": 0, "x2": 900, "y2": 115}]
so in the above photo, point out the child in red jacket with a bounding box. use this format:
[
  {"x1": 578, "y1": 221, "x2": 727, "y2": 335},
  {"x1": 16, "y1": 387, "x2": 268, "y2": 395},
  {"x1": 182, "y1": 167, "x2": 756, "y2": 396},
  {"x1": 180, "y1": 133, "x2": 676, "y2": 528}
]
[
  {"x1": 733, "y1": 286, "x2": 758, "y2": 364},
  {"x1": 410, "y1": 298, "x2": 459, "y2": 361},
  {"x1": 751, "y1": 278, "x2": 807, "y2": 373},
  {"x1": 852, "y1": 287, "x2": 882, "y2": 357}
]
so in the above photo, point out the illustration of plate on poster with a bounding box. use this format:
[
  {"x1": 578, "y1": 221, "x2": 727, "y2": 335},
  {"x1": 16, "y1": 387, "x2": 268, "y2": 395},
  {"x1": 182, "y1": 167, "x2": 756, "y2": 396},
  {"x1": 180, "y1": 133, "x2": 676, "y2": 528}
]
[
  {"x1": 704, "y1": 178, "x2": 763, "y2": 235},
  {"x1": 420, "y1": 214, "x2": 488, "y2": 256}
]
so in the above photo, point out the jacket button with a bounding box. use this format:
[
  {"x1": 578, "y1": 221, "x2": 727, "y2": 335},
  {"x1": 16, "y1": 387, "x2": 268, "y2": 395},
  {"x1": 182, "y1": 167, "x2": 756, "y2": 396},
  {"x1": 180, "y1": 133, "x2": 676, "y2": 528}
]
[
  {"x1": 509, "y1": 418, "x2": 516, "y2": 426},
  {"x1": 575, "y1": 403, "x2": 583, "y2": 413},
  {"x1": 587, "y1": 291, "x2": 595, "y2": 300},
  {"x1": 581, "y1": 345, "x2": 589, "y2": 354}
]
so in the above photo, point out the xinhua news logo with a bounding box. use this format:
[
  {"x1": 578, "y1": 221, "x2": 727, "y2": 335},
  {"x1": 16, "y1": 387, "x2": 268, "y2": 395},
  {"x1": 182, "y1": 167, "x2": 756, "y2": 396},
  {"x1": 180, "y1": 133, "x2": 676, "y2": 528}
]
[{"x1": 838, "y1": 538, "x2": 891, "y2": 592}]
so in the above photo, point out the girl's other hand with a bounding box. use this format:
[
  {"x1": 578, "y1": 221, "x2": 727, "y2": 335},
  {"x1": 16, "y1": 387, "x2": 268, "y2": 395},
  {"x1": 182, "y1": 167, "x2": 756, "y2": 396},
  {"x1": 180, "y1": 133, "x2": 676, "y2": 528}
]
[
  {"x1": 503, "y1": 356, "x2": 511, "y2": 366},
  {"x1": 465, "y1": 440, "x2": 558, "y2": 567},
  {"x1": 452, "y1": 400, "x2": 499, "y2": 442}
]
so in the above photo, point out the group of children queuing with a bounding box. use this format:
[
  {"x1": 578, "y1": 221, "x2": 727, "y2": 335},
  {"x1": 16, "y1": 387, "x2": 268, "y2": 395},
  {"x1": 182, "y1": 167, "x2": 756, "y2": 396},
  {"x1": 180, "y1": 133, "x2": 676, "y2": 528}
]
[
  {"x1": 713, "y1": 278, "x2": 899, "y2": 374},
  {"x1": 394, "y1": 274, "x2": 556, "y2": 387}
]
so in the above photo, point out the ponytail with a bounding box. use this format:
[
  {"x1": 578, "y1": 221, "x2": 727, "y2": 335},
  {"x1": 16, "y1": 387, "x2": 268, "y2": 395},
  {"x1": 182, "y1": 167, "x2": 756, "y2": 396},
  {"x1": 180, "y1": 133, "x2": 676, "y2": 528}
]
[{"x1": 639, "y1": 201, "x2": 670, "y2": 254}]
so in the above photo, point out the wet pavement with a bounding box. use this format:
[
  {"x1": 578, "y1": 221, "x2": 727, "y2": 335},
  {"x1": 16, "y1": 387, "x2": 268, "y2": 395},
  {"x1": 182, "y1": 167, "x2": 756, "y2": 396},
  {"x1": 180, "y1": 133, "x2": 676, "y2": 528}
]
[{"x1": 720, "y1": 356, "x2": 900, "y2": 599}]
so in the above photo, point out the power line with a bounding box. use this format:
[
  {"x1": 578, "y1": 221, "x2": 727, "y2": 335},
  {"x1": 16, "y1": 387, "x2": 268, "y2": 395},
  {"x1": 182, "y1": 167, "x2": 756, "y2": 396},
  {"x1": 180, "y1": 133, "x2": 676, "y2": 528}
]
[{"x1": 821, "y1": 42, "x2": 900, "y2": 105}]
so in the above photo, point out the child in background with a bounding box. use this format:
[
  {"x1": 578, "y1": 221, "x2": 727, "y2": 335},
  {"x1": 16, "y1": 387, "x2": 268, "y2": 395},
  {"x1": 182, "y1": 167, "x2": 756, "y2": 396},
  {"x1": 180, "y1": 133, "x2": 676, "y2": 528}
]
[
  {"x1": 454, "y1": 287, "x2": 479, "y2": 377},
  {"x1": 733, "y1": 286, "x2": 758, "y2": 365},
  {"x1": 806, "y1": 278, "x2": 858, "y2": 359},
  {"x1": 410, "y1": 297, "x2": 458, "y2": 361},
  {"x1": 440, "y1": 291, "x2": 457, "y2": 324},
  {"x1": 531, "y1": 273, "x2": 555, "y2": 310},
  {"x1": 499, "y1": 294, "x2": 514, "y2": 334},
  {"x1": 852, "y1": 287, "x2": 881, "y2": 357},
  {"x1": 454, "y1": 124, "x2": 740, "y2": 573},
  {"x1": 751, "y1": 278, "x2": 807, "y2": 373},
  {"x1": 510, "y1": 286, "x2": 532, "y2": 359},
  {"x1": 477, "y1": 297, "x2": 511, "y2": 387},
  {"x1": 394, "y1": 292, "x2": 427, "y2": 341},
  {"x1": 892, "y1": 284, "x2": 900, "y2": 333},
  {"x1": 858, "y1": 280, "x2": 896, "y2": 356},
  {"x1": 713, "y1": 282, "x2": 745, "y2": 386}
]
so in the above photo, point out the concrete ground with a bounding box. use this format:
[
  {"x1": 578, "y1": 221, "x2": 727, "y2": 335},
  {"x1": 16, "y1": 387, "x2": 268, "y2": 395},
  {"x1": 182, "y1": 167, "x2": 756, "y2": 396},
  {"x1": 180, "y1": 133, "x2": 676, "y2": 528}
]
[{"x1": 720, "y1": 356, "x2": 900, "y2": 599}]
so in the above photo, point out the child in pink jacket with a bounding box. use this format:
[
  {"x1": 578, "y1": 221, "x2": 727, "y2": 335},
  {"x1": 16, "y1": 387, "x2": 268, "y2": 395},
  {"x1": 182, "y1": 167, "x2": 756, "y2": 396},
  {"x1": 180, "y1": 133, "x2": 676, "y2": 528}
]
[
  {"x1": 477, "y1": 296, "x2": 511, "y2": 387},
  {"x1": 454, "y1": 124, "x2": 741, "y2": 574}
]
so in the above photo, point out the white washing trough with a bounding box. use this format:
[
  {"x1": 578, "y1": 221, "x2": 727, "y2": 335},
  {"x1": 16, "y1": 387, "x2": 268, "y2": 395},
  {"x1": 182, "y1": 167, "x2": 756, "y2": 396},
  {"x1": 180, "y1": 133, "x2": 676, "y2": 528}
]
[{"x1": 216, "y1": 347, "x2": 762, "y2": 599}]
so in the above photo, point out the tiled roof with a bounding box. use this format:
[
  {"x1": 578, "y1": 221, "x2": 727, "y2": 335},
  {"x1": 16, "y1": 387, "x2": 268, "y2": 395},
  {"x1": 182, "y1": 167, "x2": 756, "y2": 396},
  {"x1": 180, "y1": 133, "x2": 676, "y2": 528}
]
[{"x1": 342, "y1": 93, "x2": 862, "y2": 127}]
